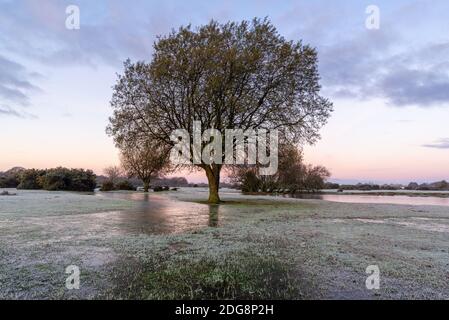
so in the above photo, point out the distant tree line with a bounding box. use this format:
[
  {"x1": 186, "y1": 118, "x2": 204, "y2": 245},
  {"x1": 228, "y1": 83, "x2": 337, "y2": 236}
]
[
  {"x1": 152, "y1": 177, "x2": 188, "y2": 187},
  {"x1": 323, "y1": 181, "x2": 449, "y2": 191},
  {"x1": 1, "y1": 166, "x2": 192, "y2": 192},
  {"x1": 326, "y1": 183, "x2": 389, "y2": 191},
  {"x1": 0, "y1": 167, "x2": 96, "y2": 191},
  {"x1": 99, "y1": 165, "x2": 188, "y2": 192},
  {"x1": 406, "y1": 181, "x2": 449, "y2": 191}
]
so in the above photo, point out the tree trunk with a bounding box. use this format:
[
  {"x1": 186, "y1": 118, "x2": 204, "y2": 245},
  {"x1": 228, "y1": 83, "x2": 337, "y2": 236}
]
[
  {"x1": 205, "y1": 165, "x2": 221, "y2": 204},
  {"x1": 143, "y1": 180, "x2": 150, "y2": 193}
]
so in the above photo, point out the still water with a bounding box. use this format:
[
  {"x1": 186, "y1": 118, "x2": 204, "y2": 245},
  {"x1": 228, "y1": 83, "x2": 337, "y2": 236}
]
[
  {"x1": 95, "y1": 191, "x2": 222, "y2": 234},
  {"x1": 290, "y1": 193, "x2": 449, "y2": 207},
  {"x1": 94, "y1": 190, "x2": 449, "y2": 235}
]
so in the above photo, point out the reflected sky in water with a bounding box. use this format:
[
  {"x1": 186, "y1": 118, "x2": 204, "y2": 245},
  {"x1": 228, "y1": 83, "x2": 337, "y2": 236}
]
[
  {"x1": 290, "y1": 193, "x2": 449, "y2": 207},
  {"x1": 94, "y1": 192, "x2": 222, "y2": 235},
  {"x1": 92, "y1": 190, "x2": 449, "y2": 236}
]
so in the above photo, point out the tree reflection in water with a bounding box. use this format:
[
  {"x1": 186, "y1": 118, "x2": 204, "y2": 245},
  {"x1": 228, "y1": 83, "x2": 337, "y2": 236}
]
[
  {"x1": 208, "y1": 204, "x2": 220, "y2": 227},
  {"x1": 95, "y1": 191, "x2": 224, "y2": 234}
]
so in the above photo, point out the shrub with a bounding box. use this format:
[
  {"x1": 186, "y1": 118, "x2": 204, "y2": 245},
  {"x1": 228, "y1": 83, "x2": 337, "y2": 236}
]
[
  {"x1": 0, "y1": 167, "x2": 24, "y2": 188},
  {"x1": 241, "y1": 170, "x2": 261, "y2": 193},
  {"x1": 14, "y1": 168, "x2": 96, "y2": 191},
  {"x1": 39, "y1": 167, "x2": 70, "y2": 190},
  {"x1": 69, "y1": 169, "x2": 97, "y2": 191},
  {"x1": 17, "y1": 169, "x2": 45, "y2": 190},
  {"x1": 0, "y1": 175, "x2": 20, "y2": 188},
  {"x1": 116, "y1": 180, "x2": 136, "y2": 191},
  {"x1": 38, "y1": 168, "x2": 97, "y2": 191},
  {"x1": 100, "y1": 180, "x2": 115, "y2": 191}
]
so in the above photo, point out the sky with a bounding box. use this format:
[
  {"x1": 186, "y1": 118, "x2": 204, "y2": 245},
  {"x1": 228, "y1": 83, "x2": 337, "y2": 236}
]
[{"x1": 1, "y1": 0, "x2": 449, "y2": 184}]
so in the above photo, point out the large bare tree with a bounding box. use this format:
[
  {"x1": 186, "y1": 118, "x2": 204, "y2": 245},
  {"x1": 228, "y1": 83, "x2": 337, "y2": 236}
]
[{"x1": 107, "y1": 18, "x2": 332, "y2": 203}]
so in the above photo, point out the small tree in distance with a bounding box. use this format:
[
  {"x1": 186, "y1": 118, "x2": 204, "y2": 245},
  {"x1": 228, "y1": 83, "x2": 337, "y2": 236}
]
[
  {"x1": 120, "y1": 140, "x2": 171, "y2": 192},
  {"x1": 103, "y1": 166, "x2": 122, "y2": 185}
]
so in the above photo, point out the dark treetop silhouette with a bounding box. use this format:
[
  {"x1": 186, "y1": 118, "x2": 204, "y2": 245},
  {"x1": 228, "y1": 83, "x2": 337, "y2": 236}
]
[{"x1": 107, "y1": 18, "x2": 332, "y2": 203}]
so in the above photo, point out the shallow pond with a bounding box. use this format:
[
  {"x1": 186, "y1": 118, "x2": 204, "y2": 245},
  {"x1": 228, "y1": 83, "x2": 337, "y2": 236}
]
[
  {"x1": 94, "y1": 191, "x2": 222, "y2": 234},
  {"x1": 290, "y1": 193, "x2": 449, "y2": 206}
]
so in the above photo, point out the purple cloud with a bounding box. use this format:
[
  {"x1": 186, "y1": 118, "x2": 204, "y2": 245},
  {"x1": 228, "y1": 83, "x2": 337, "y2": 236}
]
[{"x1": 422, "y1": 138, "x2": 449, "y2": 149}]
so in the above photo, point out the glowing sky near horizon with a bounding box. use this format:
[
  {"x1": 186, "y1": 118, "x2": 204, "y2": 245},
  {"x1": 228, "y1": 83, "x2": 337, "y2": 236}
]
[{"x1": 1, "y1": 0, "x2": 449, "y2": 184}]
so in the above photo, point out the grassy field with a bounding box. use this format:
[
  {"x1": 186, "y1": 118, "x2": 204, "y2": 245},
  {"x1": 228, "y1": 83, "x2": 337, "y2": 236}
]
[{"x1": 1, "y1": 188, "x2": 448, "y2": 299}]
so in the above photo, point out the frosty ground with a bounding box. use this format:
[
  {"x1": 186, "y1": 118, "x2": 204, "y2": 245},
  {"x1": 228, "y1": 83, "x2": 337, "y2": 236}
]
[{"x1": 0, "y1": 188, "x2": 448, "y2": 299}]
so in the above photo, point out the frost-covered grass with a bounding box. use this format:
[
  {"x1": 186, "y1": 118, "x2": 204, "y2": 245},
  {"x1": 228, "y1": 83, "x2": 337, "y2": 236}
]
[
  {"x1": 1, "y1": 188, "x2": 449, "y2": 299},
  {"x1": 108, "y1": 250, "x2": 300, "y2": 300},
  {"x1": 0, "y1": 189, "x2": 136, "y2": 217}
]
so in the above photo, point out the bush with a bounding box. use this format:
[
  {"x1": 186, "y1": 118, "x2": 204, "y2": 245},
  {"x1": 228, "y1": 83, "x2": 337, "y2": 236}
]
[
  {"x1": 17, "y1": 168, "x2": 97, "y2": 191},
  {"x1": 116, "y1": 180, "x2": 136, "y2": 191},
  {"x1": 39, "y1": 167, "x2": 71, "y2": 190},
  {"x1": 100, "y1": 180, "x2": 115, "y2": 191},
  {"x1": 241, "y1": 170, "x2": 261, "y2": 193},
  {"x1": 0, "y1": 167, "x2": 24, "y2": 188},
  {"x1": 70, "y1": 169, "x2": 97, "y2": 191},
  {"x1": 39, "y1": 168, "x2": 96, "y2": 191},
  {"x1": 0, "y1": 175, "x2": 20, "y2": 188},
  {"x1": 17, "y1": 169, "x2": 45, "y2": 190}
]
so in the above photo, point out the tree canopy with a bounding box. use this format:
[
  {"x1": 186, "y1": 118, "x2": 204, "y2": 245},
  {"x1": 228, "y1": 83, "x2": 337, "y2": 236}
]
[
  {"x1": 107, "y1": 18, "x2": 332, "y2": 203},
  {"x1": 120, "y1": 139, "x2": 172, "y2": 192}
]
